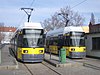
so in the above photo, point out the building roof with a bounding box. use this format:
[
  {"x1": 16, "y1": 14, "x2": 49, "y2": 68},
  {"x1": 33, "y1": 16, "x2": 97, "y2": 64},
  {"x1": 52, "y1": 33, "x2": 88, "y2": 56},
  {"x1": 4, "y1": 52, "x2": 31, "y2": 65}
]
[
  {"x1": 0, "y1": 26, "x2": 16, "y2": 32},
  {"x1": 81, "y1": 26, "x2": 89, "y2": 33}
]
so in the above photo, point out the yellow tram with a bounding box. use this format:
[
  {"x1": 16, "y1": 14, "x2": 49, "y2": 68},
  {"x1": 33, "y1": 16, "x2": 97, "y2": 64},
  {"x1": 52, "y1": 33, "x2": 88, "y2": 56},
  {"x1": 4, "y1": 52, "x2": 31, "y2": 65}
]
[
  {"x1": 46, "y1": 26, "x2": 86, "y2": 58},
  {"x1": 10, "y1": 22, "x2": 45, "y2": 62}
]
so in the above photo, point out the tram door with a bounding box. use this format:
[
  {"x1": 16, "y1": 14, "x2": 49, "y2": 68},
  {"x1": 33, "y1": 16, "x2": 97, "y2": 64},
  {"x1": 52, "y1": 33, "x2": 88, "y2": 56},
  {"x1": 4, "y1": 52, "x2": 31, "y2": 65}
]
[{"x1": 58, "y1": 34, "x2": 63, "y2": 53}]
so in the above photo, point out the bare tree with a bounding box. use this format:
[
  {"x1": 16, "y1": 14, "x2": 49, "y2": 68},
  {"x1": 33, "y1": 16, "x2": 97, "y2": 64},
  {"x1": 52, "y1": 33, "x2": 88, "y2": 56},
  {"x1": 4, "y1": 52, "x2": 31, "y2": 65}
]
[
  {"x1": 41, "y1": 18, "x2": 52, "y2": 31},
  {"x1": 41, "y1": 6, "x2": 85, "y2": 31},
  {"x1": 41, "y1": 13, "x2": 65, "y2": 31},
  {"x1": 58, "y1": 6, "x2": 84, "y2": 26}
]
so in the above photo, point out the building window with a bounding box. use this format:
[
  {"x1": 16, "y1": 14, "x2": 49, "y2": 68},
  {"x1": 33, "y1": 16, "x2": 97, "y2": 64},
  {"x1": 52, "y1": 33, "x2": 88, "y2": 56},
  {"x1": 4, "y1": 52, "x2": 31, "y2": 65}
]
[{"x1": 92, "y1": 37, "x2": 100, "y2": 50}]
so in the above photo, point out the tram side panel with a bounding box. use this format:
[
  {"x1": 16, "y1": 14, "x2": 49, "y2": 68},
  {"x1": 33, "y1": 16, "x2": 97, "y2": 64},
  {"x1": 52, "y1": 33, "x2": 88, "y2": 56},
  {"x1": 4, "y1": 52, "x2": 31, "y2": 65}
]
[{"x1": 46, "y1": 32, "x2": 86, "y2": 58}]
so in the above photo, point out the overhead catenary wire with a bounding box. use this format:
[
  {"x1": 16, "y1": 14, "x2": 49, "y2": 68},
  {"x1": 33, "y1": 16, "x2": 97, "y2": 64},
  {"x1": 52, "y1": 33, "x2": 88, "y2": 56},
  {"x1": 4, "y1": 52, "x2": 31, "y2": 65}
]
[
  {"x1": 70, "y1": 0, "x2": 88, "y2": 29},
  {"x1": 29, "y1": 0, "x2": 35, "y2": 8},
  {"x1": 71, "y1": 0, "x2": 87, "y2": 9},
  {"x1": 58, "y1": 0, "x2": 87, "y2": 27}
]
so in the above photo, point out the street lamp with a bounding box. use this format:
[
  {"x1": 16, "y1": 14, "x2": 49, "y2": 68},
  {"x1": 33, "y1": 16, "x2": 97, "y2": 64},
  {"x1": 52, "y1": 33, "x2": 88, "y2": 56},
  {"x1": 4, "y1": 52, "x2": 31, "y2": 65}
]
[{"x1": 58, "y1": 13, "x2": 69, "y2": 27}]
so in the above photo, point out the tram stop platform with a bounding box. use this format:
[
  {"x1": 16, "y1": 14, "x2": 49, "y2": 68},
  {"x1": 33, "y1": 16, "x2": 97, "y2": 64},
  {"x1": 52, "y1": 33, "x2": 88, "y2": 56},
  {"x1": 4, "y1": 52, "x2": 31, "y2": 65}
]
[
  {"x1": 0, "y1": 45, "x2": 18, "y2": 70},
  {"x1": 44, "y1": 53, "x2": 100, "y2": 70},
  {"x1": 44, "y1": 53, "x2": 83, "y2": 67}
]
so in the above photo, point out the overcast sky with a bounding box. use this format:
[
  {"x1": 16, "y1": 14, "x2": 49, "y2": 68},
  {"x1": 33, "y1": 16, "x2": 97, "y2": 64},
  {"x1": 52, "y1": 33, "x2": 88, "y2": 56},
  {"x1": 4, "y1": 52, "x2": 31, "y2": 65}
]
[{"x1": 0, "y1": 0, "x2": 100, "y2": 27}]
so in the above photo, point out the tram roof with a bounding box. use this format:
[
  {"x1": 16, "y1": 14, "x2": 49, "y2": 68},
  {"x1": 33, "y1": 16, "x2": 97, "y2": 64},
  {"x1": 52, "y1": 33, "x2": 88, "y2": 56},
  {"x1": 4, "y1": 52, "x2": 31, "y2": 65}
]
[
  {"x1": 11, "y1": 22, "x2": 43, "y2": 39},
  {"x1": 21, "y1": 22, "x2": 43, "y2": 29},
  {"x1": 46, "y1": 26, "x2": 84, "y2": 37}
]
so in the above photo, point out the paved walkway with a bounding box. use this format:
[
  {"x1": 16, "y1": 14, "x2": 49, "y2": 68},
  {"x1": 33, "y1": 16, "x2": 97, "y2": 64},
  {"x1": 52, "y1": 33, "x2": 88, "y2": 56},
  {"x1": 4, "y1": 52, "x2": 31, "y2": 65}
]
[
  {"x1": 0, "y1": 45, "x2": 18, "y2": 70},
  {"x1": 44, "y1": 53, "x2": 100, "y2": 75},
  {"x1": 44, "y1": 53, "x2": 83, "y2": 67},
  {"x1": 44, "y1": 53, "x2": 100, "y2": 69}
]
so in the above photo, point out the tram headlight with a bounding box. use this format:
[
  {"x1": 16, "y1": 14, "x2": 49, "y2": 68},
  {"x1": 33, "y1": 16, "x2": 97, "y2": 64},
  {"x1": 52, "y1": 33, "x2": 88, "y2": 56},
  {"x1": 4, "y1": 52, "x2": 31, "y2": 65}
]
[
  {"x1": 71, "y1": 48, "x2": 75, "y2": 51},
  {"x1": 84, "y1": 48, "x2": 86, "y2": 51},
  {"x1": 39, "y1": 50, "x2": 43, "y2": 53},
  {"x1": 23, "y1": 50, "x2": 28, "y2": 53}
]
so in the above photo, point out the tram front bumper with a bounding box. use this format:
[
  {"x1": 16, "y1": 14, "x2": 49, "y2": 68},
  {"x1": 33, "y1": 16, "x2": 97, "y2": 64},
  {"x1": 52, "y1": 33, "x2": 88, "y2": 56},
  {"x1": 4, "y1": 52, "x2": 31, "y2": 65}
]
[
  {"x1": 69, "y1": 52, "x2": 86, "y2": 58},
  {"x1": 22, "y1": 54, "x2": 44, "y2": 62}
]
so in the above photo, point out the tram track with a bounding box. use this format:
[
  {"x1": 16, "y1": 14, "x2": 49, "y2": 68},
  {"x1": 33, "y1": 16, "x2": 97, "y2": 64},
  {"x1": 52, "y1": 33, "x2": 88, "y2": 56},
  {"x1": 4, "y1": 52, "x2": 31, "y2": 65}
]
[
  {"x1": 23, "y1": 61, "x2": 61, "y2": 75},
  {"x1": 42, "y1": 61, "x2": 61, "y2": 75},
  {"x1": 71, "y1": 57, "x2": 100, "y2": 70},
  {"x1": 23, "y1": 64, "x2": 34, "y2": 75}
]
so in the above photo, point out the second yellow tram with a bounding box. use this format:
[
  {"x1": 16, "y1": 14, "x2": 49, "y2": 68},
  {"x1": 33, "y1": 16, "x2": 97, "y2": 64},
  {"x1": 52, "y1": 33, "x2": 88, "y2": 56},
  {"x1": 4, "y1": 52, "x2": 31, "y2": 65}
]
[{"x1": 46, "y1": 26, "x2": 86, "y2": 58}]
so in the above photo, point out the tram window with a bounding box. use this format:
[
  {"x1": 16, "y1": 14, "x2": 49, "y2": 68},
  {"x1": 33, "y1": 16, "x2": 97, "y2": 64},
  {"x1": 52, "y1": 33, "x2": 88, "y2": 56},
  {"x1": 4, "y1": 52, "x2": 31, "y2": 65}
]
[
  {"x1": 64, "y1": 37, "x2": 70, "y2": 46},
  {"x1": 46, "y1": 40, "x2": 49, "y2": 48},
  {"x1": 37, "y1": 38, "x2": 44, "y2": 46},
  {"x1": 23, "y1": 38, "x2": 28, "y2": 47},
  {"x1": 15, "y1": 38, "x2": 17, "y2": 45},
  {"x1": 17, "y1": 35, "x2": 23, "y2": 47},
  {"x1": 58, "y1": 38, "x2": 64, "y2": 46},
  {"x1": 53, "y1": 39, "x2": 58, "y2": 45},
  {"x1": 46, "y1": 40, "x2": 49, "y2": 45},
  {"x1": 49, "y1": 39, "x2": 53, "y2": 45},
  {"x1": 69, "y1": 36, "x2": 85, "y2": 47},
  {"x1": 92, "y1": 37, "x2": 100, "y2": 50}
]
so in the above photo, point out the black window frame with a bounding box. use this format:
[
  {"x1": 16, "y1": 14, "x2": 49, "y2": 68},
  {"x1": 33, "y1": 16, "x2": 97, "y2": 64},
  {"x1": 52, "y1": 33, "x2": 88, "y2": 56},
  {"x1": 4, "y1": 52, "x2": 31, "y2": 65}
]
[{"x1": 92, "y1": 37, "x2": 100, "y2": 50}]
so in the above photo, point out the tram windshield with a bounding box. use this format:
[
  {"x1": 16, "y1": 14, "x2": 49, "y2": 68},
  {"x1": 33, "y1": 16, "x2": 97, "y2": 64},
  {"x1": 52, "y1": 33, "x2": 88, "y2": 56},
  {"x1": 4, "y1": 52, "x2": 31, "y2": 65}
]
[
  {"x1": 70, "y1": 36, "x2": 85, "y2": 46},
  {"x1": 69, "y1": 32, "x2": 85, "y2": 47},
  {"x1": 23, "y1": 29, "x2": 44, "y2": 47}
]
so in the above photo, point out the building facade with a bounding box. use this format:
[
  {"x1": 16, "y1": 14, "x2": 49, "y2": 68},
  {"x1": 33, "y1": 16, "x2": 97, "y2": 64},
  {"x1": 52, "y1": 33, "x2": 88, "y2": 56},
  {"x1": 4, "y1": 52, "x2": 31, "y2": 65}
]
[
  {"x1": 0, "y1": 26, "x2": 16, "y2": 44},
  {"x1": 86, "y1": 22, "x2": 100, "y2": 58}
]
